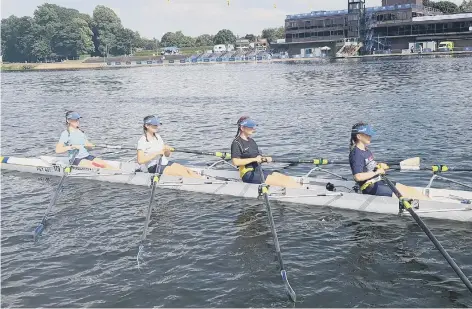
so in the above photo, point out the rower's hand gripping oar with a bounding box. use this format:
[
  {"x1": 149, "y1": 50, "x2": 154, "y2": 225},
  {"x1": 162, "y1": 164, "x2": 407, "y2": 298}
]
[
  {"x1": 33, "y1": 150, "x2": 79, "y2": 242},
  {"x1": 381, "y1": 175, "x2": 472, "y2": 293},
  {"x1": 258, "y1": 163, "x2": 296, "y2": 302},
  {"x1": 136, "y1": 157, "x2": 163, "y2": 271}
]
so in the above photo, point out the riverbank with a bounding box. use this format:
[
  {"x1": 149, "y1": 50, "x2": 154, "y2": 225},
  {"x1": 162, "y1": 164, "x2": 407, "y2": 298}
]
[
  {"x1": 0, "y1": 58, "x2": 329, "y2": 72},
  {"x1": 335, "y1": 50, "x2": 472, "y2": 59},
  {"x1": 2, "y1": 50, "x2": 472, "y2": 72},
  {"x1": 0, "y1": 61, "x2": 107, "y2": 72}
]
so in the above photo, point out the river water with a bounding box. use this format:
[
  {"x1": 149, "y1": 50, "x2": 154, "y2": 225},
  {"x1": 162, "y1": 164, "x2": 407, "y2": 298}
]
[{"x1": 1, "y1": 58, "x2": 472, "y2": 307}]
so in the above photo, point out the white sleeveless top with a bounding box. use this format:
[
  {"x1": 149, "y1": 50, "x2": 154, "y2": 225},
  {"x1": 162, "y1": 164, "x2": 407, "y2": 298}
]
[{"x1": 136, "y1": 134, "x2": 169, "y2": 169}]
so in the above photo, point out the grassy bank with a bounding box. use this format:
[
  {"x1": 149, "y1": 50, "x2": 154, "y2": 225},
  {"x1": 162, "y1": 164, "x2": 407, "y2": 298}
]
[
  {"x1": 1, "y1": 63, "x2": 39, "y2": 71},
  {"x1": 1, "y1": 60, "x2": 106, "y2": 72}
]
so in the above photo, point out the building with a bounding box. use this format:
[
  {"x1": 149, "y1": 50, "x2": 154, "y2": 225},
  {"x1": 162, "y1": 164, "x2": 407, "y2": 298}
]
[{"x1": 283, "y1": 0, "x2": 472, "y2": 56}]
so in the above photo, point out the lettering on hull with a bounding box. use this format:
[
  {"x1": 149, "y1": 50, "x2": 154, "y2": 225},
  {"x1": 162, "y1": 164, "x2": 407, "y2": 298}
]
[{"x1": 36, "y1": 167, "x2": 53, "y2": 173}]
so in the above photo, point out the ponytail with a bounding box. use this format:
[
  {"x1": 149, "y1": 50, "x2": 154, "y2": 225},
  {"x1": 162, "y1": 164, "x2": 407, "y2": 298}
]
[{"x1": 350, "y1": 122, "x2": 367, "y2": 152}]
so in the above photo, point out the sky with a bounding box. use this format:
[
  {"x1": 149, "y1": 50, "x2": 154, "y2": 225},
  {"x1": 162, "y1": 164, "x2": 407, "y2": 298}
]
[{"x1": 1, "y1": 0, "x2": 465, "y2": 39}]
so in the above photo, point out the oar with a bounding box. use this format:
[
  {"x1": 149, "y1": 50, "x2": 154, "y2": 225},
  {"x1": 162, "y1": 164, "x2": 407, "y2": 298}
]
[
  {"x1": 96, "y1": 144, "x2": 231, "y2": 160},
  {"x1": 427, "y1": 165, "x2": 472, "y2": 172},
  {"x1": 381, "y1": 175, "x2": 472, "y2": 293},
  {"x1": 258, "y1": 164, "x2": 296, "y2": 302},
  {"x1": 33, "y1": 150, "x2": 79, "y2": 242},
  {"x1": 390, "y1": 162, "x2": 472, "y2": 172},
  {"x1": 96, "y1": 144, "x2": 418, "y2": 168},
  {"x1": 136, "y1": 158, "x2": 163, "y2": 270},
  {"x1": 95, "y1": 144, "x2": 135, "y2": 150}
]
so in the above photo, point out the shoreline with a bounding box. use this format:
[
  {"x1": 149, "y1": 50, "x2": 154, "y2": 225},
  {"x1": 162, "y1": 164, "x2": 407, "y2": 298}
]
[{"x1": 2, "y1": 50, "x2": 472, "y2": 72}]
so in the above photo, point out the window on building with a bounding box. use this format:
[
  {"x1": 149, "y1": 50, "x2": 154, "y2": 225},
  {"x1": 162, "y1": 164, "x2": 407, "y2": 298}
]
[
  {"x1": 427, "y1": 24, "x2": 435, "y2": 34},
  {"x1": 314, "y1": 19, "x2": 323, "y2": 28}
]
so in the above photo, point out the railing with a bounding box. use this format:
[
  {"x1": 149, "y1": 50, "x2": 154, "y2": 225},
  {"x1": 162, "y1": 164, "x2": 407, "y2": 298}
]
[{"x1": 286, "y1": 4, "x2": 443, "y2": 20}]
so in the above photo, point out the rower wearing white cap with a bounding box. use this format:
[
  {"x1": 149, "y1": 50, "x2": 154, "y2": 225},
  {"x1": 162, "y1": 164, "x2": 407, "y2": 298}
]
[
  {"x1": 231, "y1": 116, "x2": 300, "y2": 188},
  {"x1": 137, "y1": 115, "x2": 202, "y2": 178},
  {"x1": 55, "y1": 111, "x2": 113, "y2": 169}
]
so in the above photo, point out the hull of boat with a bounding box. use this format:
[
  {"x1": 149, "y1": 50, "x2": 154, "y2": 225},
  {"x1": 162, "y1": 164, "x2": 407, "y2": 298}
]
[{"x1": 1, "y1": 155, "x2": 471, "y2": 222}]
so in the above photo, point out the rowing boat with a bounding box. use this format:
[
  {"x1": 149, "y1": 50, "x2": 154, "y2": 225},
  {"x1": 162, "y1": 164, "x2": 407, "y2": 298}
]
[{"x1": 1, "y1": 155, "x2": 471, "y2": 222}]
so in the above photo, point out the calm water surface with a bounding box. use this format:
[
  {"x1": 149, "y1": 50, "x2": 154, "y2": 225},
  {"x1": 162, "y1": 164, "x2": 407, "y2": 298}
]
[{"x1": 1, "y1": 58, "x2": 472, "y2": 307}]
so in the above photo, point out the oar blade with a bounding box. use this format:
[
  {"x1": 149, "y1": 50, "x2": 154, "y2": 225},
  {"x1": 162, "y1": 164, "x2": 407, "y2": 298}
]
[
  {"x1": 399, "y1": 157, "x2": 421, "y2": 170},
  {"x1": 33, "y1": 223, "x2": 45, "y2": 241},
  {"x1": 137, "y1": 244, "x2": 145, "y2": 271},
  {"x1": 281, "y1": 270, "x2": 296, "y2": 302}
]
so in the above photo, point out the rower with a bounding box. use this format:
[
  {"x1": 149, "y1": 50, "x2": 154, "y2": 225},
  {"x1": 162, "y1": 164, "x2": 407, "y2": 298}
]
[
  {"x1": 136, "y1": 115, "x2": 202, "y2": 178},
  {"x1": 55, "y1": 111, "x2": 114, "y2": 169},
  {"x1": 349, "y1": 122, "x2": 426, "y2": 202},
  {"x1": 230, "y1": 116, "x2": 300, "y2": 188}
]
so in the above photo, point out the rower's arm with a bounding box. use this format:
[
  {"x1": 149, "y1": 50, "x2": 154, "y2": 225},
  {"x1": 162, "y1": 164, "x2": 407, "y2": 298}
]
[
  {"x1": 55, "y1": 143, "x2": 73, "y2": 154},
  {"x1": 84, "y1": 140, "x2": 95, "y2": 149},
  {"x1": 56, "y1": 131, "x2": 72, "y2": 154},
  {"x1": 353, "y1": 171, "x2": 380, "y2": 182},
  {"x1": 137, "y1": 149, "x2": 164, "y2": 165},
  {"x1": 232, "y1": 157, "x2": 257, "y2": 167}
]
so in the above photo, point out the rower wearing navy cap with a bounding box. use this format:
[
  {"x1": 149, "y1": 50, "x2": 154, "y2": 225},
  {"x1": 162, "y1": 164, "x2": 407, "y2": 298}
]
[
  {"x1": 349, "y1": 122, "x2": 425, "y2": 201},
  {"x1": 136, "y1": 115, "x2": 202, "y2": 178},
  {"x1": 231, "y1": 116, "x2": 300, "y2": 188},
  {"x1": 55, "y1": 111, "x2": 113, "y2": 168},
  {"x1": 349, "y1": 122, "x2": 393, "y2": 196}
]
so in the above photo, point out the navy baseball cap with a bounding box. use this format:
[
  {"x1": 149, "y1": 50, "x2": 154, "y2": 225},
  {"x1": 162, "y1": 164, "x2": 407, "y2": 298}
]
[
  {"x1": 352, "y1": 124, "x2": 375, "y2": 137},
  {"x1": 144, "y1": 115, "x2": 162, "y2": 126},
  {"x1": 239, "y1": 118, "x2": 257, "y2": 128},
  {"x1": 66, "y1": 111, "x2": 81, "y2": 120}
]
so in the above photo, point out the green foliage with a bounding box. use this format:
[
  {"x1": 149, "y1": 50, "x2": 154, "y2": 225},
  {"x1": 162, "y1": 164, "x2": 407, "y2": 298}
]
[
  {"x1": 431, "y1": 0, "x2": 460, "y2": 13},
  {"x1": 261, "y1": 27, "x2": 284, "y2": 43},
  {"x1": 459, "y1": 0, "x2": 472, "y2": 11},
  {"x1": 1, "y1": 16, "x2": 36, "y2": 62},
  {"x1": 213, "y1": 29, "x2": 236, "y2": 45},
  {"x1": 425, "y1": 0, "x2": 463, "y2": 12},
  {"x1": 160, "y1": 31, "x2": 196, "y2": 48},
  {"x1": 195, "y1": 34, "x2": 214, "y2": 47}
]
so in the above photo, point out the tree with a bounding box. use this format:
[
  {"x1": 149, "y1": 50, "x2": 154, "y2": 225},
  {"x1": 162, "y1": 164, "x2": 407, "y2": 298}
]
[
  {"x1": 261, "y1": 27, "x2": 284, "y2": 43},
  {"x1": 161, "y1": 32, "x2": 178, "y2": 47},
  {"x1": 1, "y1": 15, "x2": 36, "y2": 62},
  {"x1": 244, "y1": 34, "x2": 256, "y2": 42},
  {"x1": 195, "y1": 34, "x2": 214, "y2": 46},
  {"x1": 459, "y1": 0, "x2": 472, "y2": 11},
  {"x1": 1, "y1": 3, "x2": 153, "y2": 61},
  {"x1": 110, "y1": 28, "x2": 136, "y2": 55},
  {"x1": 140, "y1": 38, "x2": 159, "y2": 50},
  {"x1": 92, "y1": 5, "x2": 123, "y2": 56},
  {"x1": 213, "y1": 29, "x2": 236, "y2": 45},
  {"x1": 428, "y1": 0, "x2": 460, "y2": 13},
  {"x1": 30, "y1": 3, "x2": 94, "y2": 60},
  {"x1": 160, "y1": 31, "x2": 195, "y2": 47}
]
